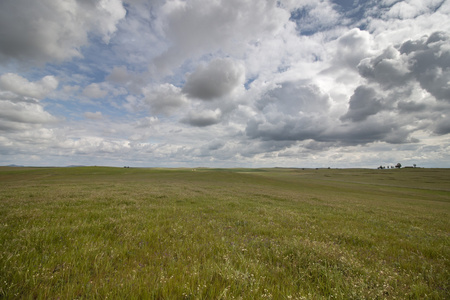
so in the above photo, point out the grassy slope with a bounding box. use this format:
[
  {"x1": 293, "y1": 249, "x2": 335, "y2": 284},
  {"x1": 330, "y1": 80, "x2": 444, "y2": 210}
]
[{"x1": 0, "y1": 167, "x2": 449, "y2": 299}]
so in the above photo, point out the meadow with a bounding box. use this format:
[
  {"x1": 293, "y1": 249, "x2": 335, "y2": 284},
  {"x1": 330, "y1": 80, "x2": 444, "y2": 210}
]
[{"x1": 0, "y1": 166, "x2": 449, "y2": 299}]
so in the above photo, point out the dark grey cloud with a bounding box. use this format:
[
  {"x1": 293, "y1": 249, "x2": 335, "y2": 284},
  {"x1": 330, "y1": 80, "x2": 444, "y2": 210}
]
[
  {"x1": 323, "y1": 118, "x2": 416, "y2": 145},
  {"x1": 190, "y1": 139, "x2": 228, "y2": 159},
  {"x1": 182, "y1": 58, "x2": 244, "y2": 100},
  {"x1": 246, "y1": 114, "x2": 326, "y2": 142},
  {"x1": 339, "y1": 31, "x2": 450, "y2": 143},
  {"x1": 358, "y1": 46, "x2": 411, "y2": 89},
  {"x1": 340, "y1": 86, "x2": 384, "y2": 122},
  {"x1": 246, "y1": 78, "x2": 426, "y2": 148},
  {"x1": 358, "y1": 31, "x2": 450, "y2": 101},
  {"x1": 235, "y1": 140, "x2": 296, "y2": 158},
  {"x1": 245, "y1": 31, "x2": 450, "y2": 156},
  {"x1": 397, "y1": 101, "x2": 427, "y2": 113},
  {"x1": 206, "y1": 140, "x2": 225, "y2": 151},
  {"x1": 404, "y1": 32, "x2": 450, "y2": 102},
  {"x1": 434, "y1": 118, "x2": 450, "y2": 135},
  {"x1": 181, "y1": 109, "x2": 221, "y2": 127},
  {"x1": 383, "y1": 128, "x2": 420, "y2": 144}
]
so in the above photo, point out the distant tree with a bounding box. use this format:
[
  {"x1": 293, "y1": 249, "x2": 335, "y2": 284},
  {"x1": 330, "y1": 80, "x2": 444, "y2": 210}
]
[
  {"x1": 395, "y1": 163, "x2": 402, "y2": 169},
  {"x1": 413, "y1": 164, "x2": 416, "y2": 168}
]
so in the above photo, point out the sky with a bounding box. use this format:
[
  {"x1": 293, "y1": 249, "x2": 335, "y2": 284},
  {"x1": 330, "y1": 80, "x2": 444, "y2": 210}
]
[{"x1": 0, "y1": 0, "x2": 449, "y2": 168}]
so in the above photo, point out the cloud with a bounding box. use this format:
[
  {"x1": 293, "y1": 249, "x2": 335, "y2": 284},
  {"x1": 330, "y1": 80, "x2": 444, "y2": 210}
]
[
  {"x1": 397, "y1": 100, "x2": 427, "y2": 113},
  {"x1": 246, "y1": 81, "x2": 331, "y2": 143},
  {"x1": 1, "y1": 0, "x2": 449, "y2": 168},
  {"x1": 181, "y1": 109, "x2": 222, "y2": 127},
  {"x1": 246, "y1": 114, "x2": 326, "y2": 143},
  {"x1": 182, "y1": 58, "x2": 245, "y2": 100},
  {"x1": 340, "y1": 86, "x2": 385, "y2": 122},
  {"x1": 0, "y1": 73, "x2": 60, "y2": 134},
  {"x1": 96, "y1": 0, "x2": 128, "y2": 43},
  {"x1": 143, "y1": 83, "x2": 187, "y2": 115},
  {"x1": 0, "y1": 101, "x2": 58, "y2": 131},
  {"x1": 358, "y1": 31, "x2": 450, "y2": 101},
  {"x1": 256, "y1": 81, "x2": 330, "y2": 115},
  {"x1": 107, "y1": 66, "x2": 131, "y2": 84},
  {"x1": 434, "y1": 118, "x2": 450, "y2": 135},
  {"x1": 0, "y1": 0, "x2": 126, "y2": 65},
  {"x1": 106, "y1": 66, "x2": 148, "y2": 94},
  {"x1": 367, "y1": 0, "x2": 450, "y2": 49},
  {"x1": 290, "y1": 1, "x2": 343, "y2": 35},
  {"x1": 84, "y1": 111, "x2": 104, "y2": 120},
  {"x1": 400, "y1": 31, "x2": 450, "y2": 102},
  {"x1": 245, "y1": 73, "x2": 432, "y2": 148},
  {"x1": 330, "y1": 116, "x2": 420, "y2": 145},
  {"x1": 384, "y1": 0, "x2": 445, "y2": 19},
  {"x1": 83, "y1": 83, "x2": 109, "y2": 99},
  {"x1": 358, "y1": 46, "x2": 411, "y2": 89},
  {"x1": 339, "y1": 30, "x2": 450, "y2": 142},
  {"x1": 0, "y1": 73, "x2": 58, "y2": 100},
  {"x1": 58, "y1": 136, "x2": 131, "y2": 156},
  {"x1": 330, "y1": 28, "x2": 374, "y2": 71},
  {"x1": 154, "y1": 0, "x2": 289, "y2": 71}
]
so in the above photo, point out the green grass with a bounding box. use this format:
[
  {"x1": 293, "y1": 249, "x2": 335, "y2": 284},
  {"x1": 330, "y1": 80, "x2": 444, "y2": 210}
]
[{"x1": 0, "y1": 167, "x2": 449, "y2": 299}]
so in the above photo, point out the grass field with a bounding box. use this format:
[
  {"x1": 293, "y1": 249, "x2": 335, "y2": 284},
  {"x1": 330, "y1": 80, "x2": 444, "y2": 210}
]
[{"x1": 0, "y1": 166, "x2": 449, "y2": 299}]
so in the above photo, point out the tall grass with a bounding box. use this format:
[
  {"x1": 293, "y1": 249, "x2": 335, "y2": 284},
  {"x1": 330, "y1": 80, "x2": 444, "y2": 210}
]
[{"x1": 0, "y1": 167, "x2": 449, "y2": 299}]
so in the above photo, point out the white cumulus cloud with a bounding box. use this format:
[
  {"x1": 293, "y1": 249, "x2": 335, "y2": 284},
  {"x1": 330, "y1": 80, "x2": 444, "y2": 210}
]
[{"x1": 0, "y1": 73, "x2": 58, "y2": 100}]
